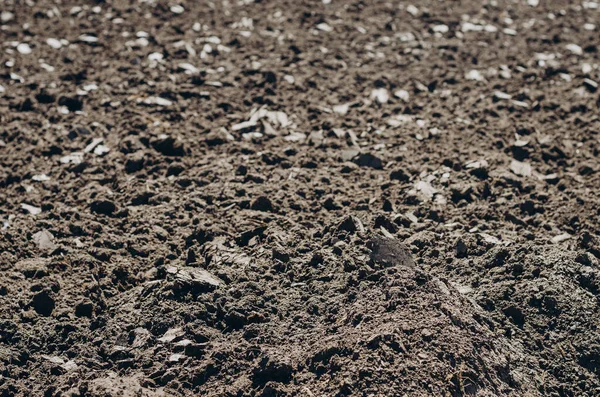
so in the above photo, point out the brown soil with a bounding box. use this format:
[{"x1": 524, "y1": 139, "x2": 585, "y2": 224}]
[{"x1": 1, "y1": 0, "x2": 600, "y2": 396}]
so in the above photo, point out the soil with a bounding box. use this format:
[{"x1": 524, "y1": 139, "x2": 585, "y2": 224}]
[{"x1": 1, "y1": 0, "x2": 600, "y2": 396}]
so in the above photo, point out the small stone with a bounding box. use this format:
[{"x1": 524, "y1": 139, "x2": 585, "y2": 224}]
[
  {"x1": 159, "y1": 327, "x2": 184, "y2": 343},
  {"x1": 1, "y1": 11, "x2": 14, "y2": 22},
  {"x1": 316, "y1": 23, "x2": 333, "y2": 32},
  {"x1": 406, "y1": 5, "x2": 419, "y2": 16},
  {"x1": 17, "y1": 43, "x2": 32, "y2": 55},
  {"x1": 394, "y1": 89, "x2": 410, "y2": 102},
  {"x1": 93, "y1": 145, "x2": 109, "y2": 156},
  {"x1": 566, "y1": 43, "x2": 583, "y2": 55},
  {"x1": 60, "y1": 152, "x2": 84, "y2": 165},
  {"x1": 421, "y1": 329, "x2": 434, "y2": 341},
  {"x1": 33, "y1": 230, "x2": 56, "y2": 251},
  {"x1": 174, "y1": 267, "x2": 222, "y2": 292},
  {"x1": 414, "y1": 181, "x2": 437, "y2": 201},
  {"x1": 170, "y1": 5, "x2": 185, "y2": 14},
  {"x1": 15, "y1": 259, "x2": 49, "y2": 279},
  {"x1": 333, "y1": 103, "x2": 350, "y2": 115},
  {"x1": 370, "y1": 88, "x2": 389, "y2": 104},
  {"x1": 46, "y1": 38, "x2": 62, "y2": 49},
  {"x1": 510, "y1": 160, "x2": 532, "y2": 177},
  {"x1": 551, "y1": 233, "x2": 571, "y2": 244},
  {"x1": 493, "y1": 91, "x2": 512, "y2": 101},
  {"x1": 21, "y1": 203, "x2": 42, "y2": 215},
  {"x1": 169, "y1": 353, "x2": 184, "y2": 363},
  {"x1": 341, "y1": 149, "x2": 360, "y2": 162},
  {"x1": 465, "y1": 70, "x2": 484, "y2": 81},
  {"x1": 432, "y1": 24, "x2": 449, "y2": 34},
  {"x1": 142, "y1": 96, "x2": 172, "y2": 106},
  {"x1": 84, "y1": 138, "x2": 104, "y2": 153},
  {"x1": 61, "y1": 360, "x2": 78, "y2": 372},
  {"x1": 584, "y1": 78, "x2": 598, "y2": 92}
]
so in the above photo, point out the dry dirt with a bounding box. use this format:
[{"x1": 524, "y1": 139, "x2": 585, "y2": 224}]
[{"x1": 1, "y1": 0, "x2": 600, "y2": 396}]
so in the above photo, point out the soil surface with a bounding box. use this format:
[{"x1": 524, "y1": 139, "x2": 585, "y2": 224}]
[{"x1": 2, "y1": 0, "x2": 600, "y2": 396}]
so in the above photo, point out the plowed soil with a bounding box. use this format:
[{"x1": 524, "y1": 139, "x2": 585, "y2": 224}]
[{"x1": 2, "y1": 0, "x2": 600, "y2": 396}]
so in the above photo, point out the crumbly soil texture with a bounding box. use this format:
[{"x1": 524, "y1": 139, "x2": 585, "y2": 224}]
[{"x1": 2, "y1": 0, "x2": 600, "y2": 396}]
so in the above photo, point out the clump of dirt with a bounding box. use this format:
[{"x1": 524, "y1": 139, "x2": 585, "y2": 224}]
[{"x1": 2, "y1": 0, "x2": 600, "y2": 396}]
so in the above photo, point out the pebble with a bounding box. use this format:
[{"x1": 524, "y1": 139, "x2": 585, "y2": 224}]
[
  {"x1": 432, "y1": 25, "x2": 449, "y2": 34},
  {"x1": 370, "y1": 88, "x2": 389, "y2": 104},
  {"x1": 510, "y1": 160, "x2": 532, "y2": 177},
  {"x1": 465, "y1": 70, "x2": 484, "y2": 81},
  {"x1": 21, "y1": 203, "x2": 41, "y2": 215},
  {"x1": 565, "y1": 44, "x2": 583, "y2": 55},
  {"x1": 178, "y1": 63, "x2": 199, "y2": 74},
  {"x1": 552, "y1": 233, "x2": 571, "y2": 244},
  {"x1": 33, "y1": 230, "x2": 56, "y2": 251},
  {"x1": 406, "y1": 5, "x2": 419, "y2": 16},
  {"x1": 170, "y1": 5, "x2": 185, "y2": 14},
  {"x1": 174, "y1": 267, "x2": 222, "y2": 292},
  {"x1": 333, "y1": 103, "x2": 350, "y2": 115},
  {"x1": 79, "y1": 34, "x2": 98, "y2": 43},
  {"x1": 32, "y1": 174, "x2": 50, "y2": 182},
  {"x1": 394, "y1": 89, "x2": 409, "y2": 102},
  {"x1": 584, "y1": 78, "x2": 598, "y2": 92},
  {"x1": 60, "y1": 152, "x2": 84, "y2": 165},
  {"x1": 1, "y1": 11, "x2": 14, "y2": 22},
  {"x1": 414, "y1": 180, "x2": 437, "y2": 200},
  {"x1": 17, "y1": 43, "x2": 32, "y2": 55},
  {"x1": 493, "y1": 91, "x2": 512, "y2": 101},
  {"x1": 159, "y1": 327, "x2": 184, "y2": 343},
  {"x1": 142, "y1": 96, "x2": 172, "y2": 106},
  {"x1": 46, "y1": 38, "x2": 62, "y2": 49},
  {"x1": 316, "y1": 23, "x2": 333, "y2": 32}
]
